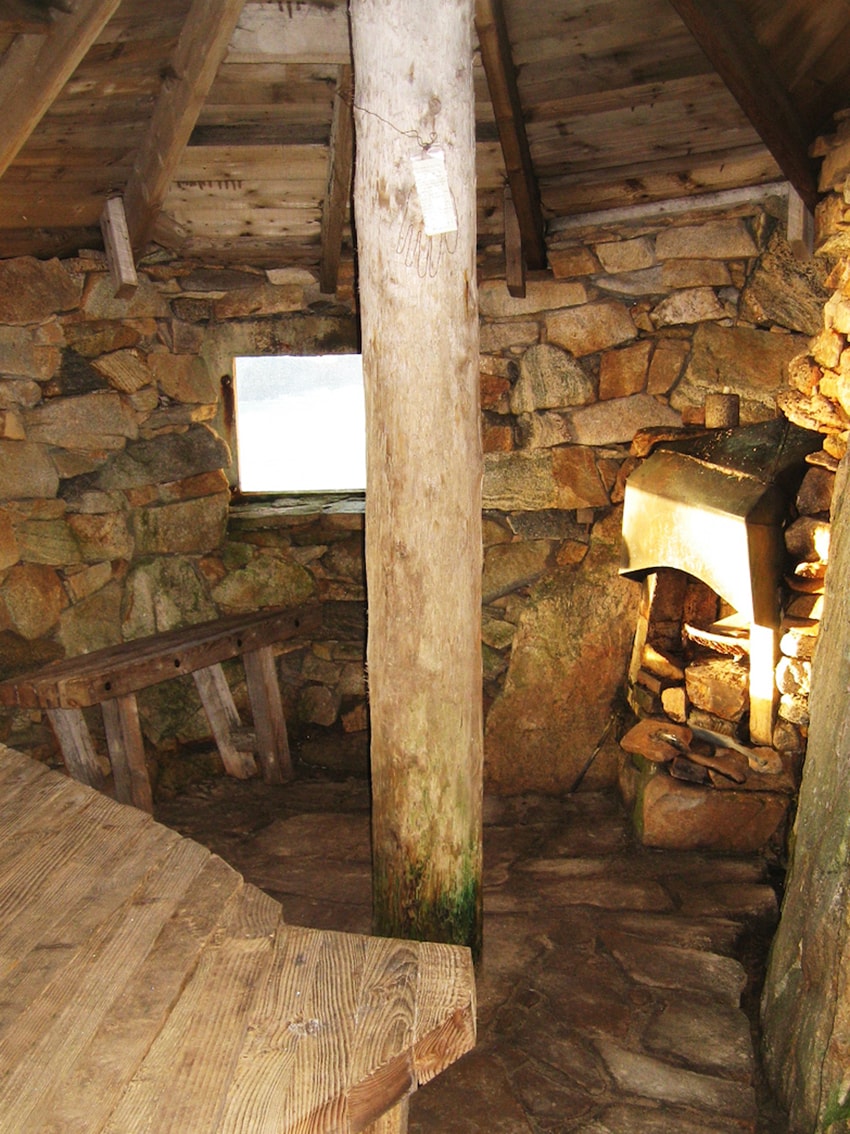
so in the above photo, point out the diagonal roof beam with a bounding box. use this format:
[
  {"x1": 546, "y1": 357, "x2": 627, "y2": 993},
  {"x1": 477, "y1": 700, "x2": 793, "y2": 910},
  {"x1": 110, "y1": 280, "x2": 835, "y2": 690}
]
[
  {"x1": 319, "y1": 64, "x2": 354, "y2": 295},
  {"x1": 475, "y1": 0, "x2": 546, "y2": 271},
  {"x1": 667, "y1": 0, "x2": 819, "y2": 209},
  {"x1": 122, "y1": 0, "x2": 246, "y2": 255},
  {"x1": 0, "y1": 0, "x2": 121, "y2": 178}
]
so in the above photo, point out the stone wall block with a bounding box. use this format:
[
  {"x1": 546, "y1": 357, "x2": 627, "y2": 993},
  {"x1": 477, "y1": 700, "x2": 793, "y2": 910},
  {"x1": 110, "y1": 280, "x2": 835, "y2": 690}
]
[
  {"x1": 651, "y1": 287, "x2": 725, "y2": 327},
  {"x1": 483, "y1": 539, "x2": 553, "y2": 603},
  {"x1": 0, "y1": 327, "x2": 60, "y2": 381},
  {"x1": 480, "y1": 321, "x2": 540, "y2": 354},
  {"x1": 82, "y1": 275, "x2": 170, "y2": 320},
  {"x1": 2, "y1": 563, "x2": 65, "y2": 638},
  {"x1": 91, "y1": 424, "x2": 230, "y2": 490},
  {"x1": 91, "y1": 349, "x2": 153, "y2": 394},
  {"x1": 595, "y1": 267, "x2": 665, "y2": 296},
  {"x1": 552, "y1": 446, "x2": 610, "y2": 509},
  {"x1": 824, "y1": 292, "x2": 850, "y2": 335},
  {"x1": 517, "y1": 411, "x2": 572, "y2": 450},
  {"x1": 673, "y1": 323, "x2": 807, "y2": 423},
  {"x1": 25, "y1": 391, "x2": 138, "y2": 451},
  {"x1": 68, "y1": 511, "x2": 134, "y2": 562},
  {"x1": 131, "y1": 493, "x2": 229, "y2": 555},
  {"x1": 479, "y1": 278, "x2": 587, "y2": 318},
  {"x1": 546, "y1": 300, "x2": 637, "y2": 357},
  {"x1": 214, "y1": 283, "x2": 305, "y2": 320},
  {"x1": 0, "y1": 379, "x2": 42, "y2": 410},
  {"x1": 483, "y1": 450, "x2": 557, "y2": 511},
  {"x1": 0, "y1": 509, "x2": 19, "y2": 571},
  {"x1": 548, "y1": 244, "x2": 602, "y2": 279},
  {"x1": 655, "y1": 220, "x2": 758, "y2": 261},
  {"x1": 0, "y1": 410, "x2": 25, "y2": 440},
  {"x1": 65, "y1": 561, "x2": 114, "y2": 603},
  {"x1": 122, "y1": 556, "x2": 218, "y2": 640},
  {"x1": 62, "y1": 320, "x2": 141, "y2": 358},
  {"x1": 211, "y1": 550, "x2": 315, "y2": 614},
  {"x1": 0, "y1": 258, "x2": 81, "y2": 325},
  {"x1": 661, "y1": 260, "x2": 732, "y2": 289},
  {"x1": 685, "y1": 658, "x2": 748, "y2": 721},
  {"x1": 148, "y1": 353, "x2": 218, "y2": 403},
  {"x1": 0, "y1": 442, "x2": 59, "y2": 500},
  {"x1": 599, "y1": 340, "x2": 652, "y2": 399},
  {"x1": 740, "y1": 230, "x2": 828, "y2": 336},
  {"x1": 593, "y1": 236, "x2": 655, "y2": 273},
  {"x1": 511, "y1": 343, "x2": 595, "y2": 413},
  {"x1": 15, "y1": 519, "x2": 81, "y2": 566},
  {"x1": 59, "y1": 581, "x2": 124, "y2": 655},
  {"x1": 647, "y1": 338, "x2": 689, "y2": 395},
  {"x1": 566, "y1": 393, "x2": 680, "y2": 446}
]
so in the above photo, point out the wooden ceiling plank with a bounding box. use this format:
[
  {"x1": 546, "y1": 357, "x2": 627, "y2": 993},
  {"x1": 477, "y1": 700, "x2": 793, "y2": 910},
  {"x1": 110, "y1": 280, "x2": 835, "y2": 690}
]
[
  {"x1": 0, "y1": 0, "x2": 121, "y2": 178},
  {"x1": 475, "y1": 0, "x2": 546, "y2": 270},
  {"x1": 227, "y1": 1, "x2": 350, "y2": 65},
  {"x1": 122, "y1": 0, "x2": 247, "y2": 254},
  {"x1": 667, "y1": 0, "x2": 819, "y2": 208},
  {"x1": 319, "y1": 64, "x2": 354, "y2": 295}
]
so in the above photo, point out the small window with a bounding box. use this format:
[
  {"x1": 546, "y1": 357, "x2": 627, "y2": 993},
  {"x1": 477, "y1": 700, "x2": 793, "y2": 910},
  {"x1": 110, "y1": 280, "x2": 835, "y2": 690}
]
[{"x1": 233, "y1": 355, "x2": 366, "y2": 493}]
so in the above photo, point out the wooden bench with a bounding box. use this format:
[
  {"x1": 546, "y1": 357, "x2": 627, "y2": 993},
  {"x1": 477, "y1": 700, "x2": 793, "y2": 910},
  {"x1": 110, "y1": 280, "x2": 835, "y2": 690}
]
[
  {"x1": 0, "y1": 743, "x2": 476, "y2": 1132},
  {"x1": 0, "y1": 604, "x2": 321, "y2": 813}
]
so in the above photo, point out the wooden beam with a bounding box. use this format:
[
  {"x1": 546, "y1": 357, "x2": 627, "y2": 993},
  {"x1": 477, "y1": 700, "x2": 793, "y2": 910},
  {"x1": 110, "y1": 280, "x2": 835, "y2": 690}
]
[
  {"x1": 122, "y1": 0, "x2": 246, "y2": 255},
  {"x1": 503, "y1": 183, "x2": 525, "y2": 297},
  {"x1": 319, "y1": 64, "x2": 354, "y2": 296},
  {"x1": 100, "y1": 196, "x2": 139, "y2": 299},
  {"x1": 0, "y1": 0, "x2": 120, "y2": 179},
  {"x1": 667, "y1": 0, "x2": 819, "y2": 210},
  {"x1": 475, "y1": 0, "x2": 546, "y2": 270},
  {"x1": 351, "y1": 0, "x2": 483, "y2": 957},
  {"x1": 787, "y1": 184, "x2": 814, "y2": 261}
]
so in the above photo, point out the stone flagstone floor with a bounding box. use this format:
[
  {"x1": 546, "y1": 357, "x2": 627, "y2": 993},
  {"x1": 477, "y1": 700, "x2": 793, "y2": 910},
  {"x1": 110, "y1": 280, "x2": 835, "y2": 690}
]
[{"x1": 156, "y1": 770, "x2": 788, "y2": 1133}]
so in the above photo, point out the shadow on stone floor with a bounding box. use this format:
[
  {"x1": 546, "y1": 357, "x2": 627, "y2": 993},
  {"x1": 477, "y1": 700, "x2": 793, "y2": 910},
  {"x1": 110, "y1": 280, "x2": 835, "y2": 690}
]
[{"x1": 155, "y1": 766, "x2": 789, "y2": 1134}]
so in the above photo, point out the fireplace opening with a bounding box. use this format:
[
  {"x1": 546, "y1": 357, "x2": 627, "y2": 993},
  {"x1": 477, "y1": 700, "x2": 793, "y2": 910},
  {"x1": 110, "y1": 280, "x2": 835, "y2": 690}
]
[{"x1": 617, "y1": 416, "x2": 822, "y2": 852}]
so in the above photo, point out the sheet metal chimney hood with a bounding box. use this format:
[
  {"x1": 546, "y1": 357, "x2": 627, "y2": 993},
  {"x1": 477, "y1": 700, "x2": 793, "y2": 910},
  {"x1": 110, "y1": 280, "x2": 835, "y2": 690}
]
[{"x1": 619, "y1": 418, "x2": 822, "y2": 628}]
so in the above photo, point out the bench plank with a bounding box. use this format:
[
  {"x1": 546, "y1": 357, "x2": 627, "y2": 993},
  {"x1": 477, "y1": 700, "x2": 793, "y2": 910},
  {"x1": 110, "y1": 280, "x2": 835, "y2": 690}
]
[{"x1": 0, "y1": 604, "x2": 320, "y2": 710}]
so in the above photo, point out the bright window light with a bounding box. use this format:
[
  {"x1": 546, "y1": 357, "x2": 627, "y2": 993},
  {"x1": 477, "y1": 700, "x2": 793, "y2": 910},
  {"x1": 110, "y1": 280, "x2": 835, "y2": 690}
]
[{"x1": 234, "y1": 355, "x2": 366, "y2": 493}]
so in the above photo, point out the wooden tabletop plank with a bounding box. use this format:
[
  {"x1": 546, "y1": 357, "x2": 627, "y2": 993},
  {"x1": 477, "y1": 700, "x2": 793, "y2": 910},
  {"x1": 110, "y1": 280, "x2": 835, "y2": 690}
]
[
  {"x1": 26, "y1": 855, "x2": 248, "y2": 1134},
  {"x1": 0, "y1": 604, "x2": 321, "y2": 710},
  {"x1": 0, "y1": 834, "x2": 212, "y2": 1131},
  {"x1": 412, "y1": 939, "x2": 478, "y2": 1086},
  {"x1": 103, "y1": 884, "x2": 282, "y2": 1134},
  {"x1": 219, "y1": 923, "x2": 368, "y2": 1132},
  {"x1": 0, "y1": 802, "x2": 181, "y2": 1036}
]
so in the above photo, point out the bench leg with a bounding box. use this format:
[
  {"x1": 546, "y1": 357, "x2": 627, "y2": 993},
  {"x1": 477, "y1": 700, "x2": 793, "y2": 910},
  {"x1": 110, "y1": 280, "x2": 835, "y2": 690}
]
[
  {"x1": 193, "y1": 663, "x2": 258, "y2": 779},
  {"x1": 45, "y1": 707, "x2": 107, "y2": 792},
  {"x1": 363, "y1": 1097, "x2": 409, "y2": 1134},
  {"x1": 101, "y1": 694, "x2": 153, "y2": 813},
  {"x1": 243, "y1": 645, "x2": 292, "y2": 784}
]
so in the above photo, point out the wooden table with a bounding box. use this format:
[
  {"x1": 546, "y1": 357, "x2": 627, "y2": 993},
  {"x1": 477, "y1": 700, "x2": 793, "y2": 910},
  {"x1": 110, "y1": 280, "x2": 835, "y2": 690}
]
[
  {"x1": 0, "y1": 744, "x2": 476, "y2": 1132},
  {"x1": 0, "y1": 604, "x2": 321, "y2": 813}
]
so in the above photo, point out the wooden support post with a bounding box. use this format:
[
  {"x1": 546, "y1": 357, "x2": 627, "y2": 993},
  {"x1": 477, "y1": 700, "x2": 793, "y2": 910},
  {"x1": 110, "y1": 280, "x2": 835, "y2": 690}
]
[
  {"x1": 748, "y1": 622, "x2": 778, "y2": 746},
  {"x1": 350, "y1": 0, "x2": 483, "y2": 956},
  {"x1": 243, "y1": 645, "x2": 292, "y2": 783},
  {"x1": 45, "y1": 707, "x2": 106, "y2": 792},
  {"x1": 193, "y1": 663, "x2": 258, "y2": 779},
  {"x1": 101, "y1": 693, "x2": 153, "y2": 812}
]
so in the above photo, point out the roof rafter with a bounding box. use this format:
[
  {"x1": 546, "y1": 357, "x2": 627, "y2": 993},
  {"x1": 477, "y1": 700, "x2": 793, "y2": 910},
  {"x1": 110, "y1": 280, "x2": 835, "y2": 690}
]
[
  {"x1": 475, "y1": 0, "x2": 546, "y2": 271},
  {"x1": 122, "y1": 0, "x2": 247, "y2": 255},
  {"x1": 667, "y1": 0, "x2": 819, "y2": 209},
  {"x1": 0, "y1": 0, "x2": 120, "y2": 178}
]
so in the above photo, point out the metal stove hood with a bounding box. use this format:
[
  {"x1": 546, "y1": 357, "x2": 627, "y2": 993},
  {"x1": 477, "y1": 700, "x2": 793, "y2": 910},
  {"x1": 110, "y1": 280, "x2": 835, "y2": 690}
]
[{"x1": 619, "y1": 418, "x2": 822, "y2": 628}]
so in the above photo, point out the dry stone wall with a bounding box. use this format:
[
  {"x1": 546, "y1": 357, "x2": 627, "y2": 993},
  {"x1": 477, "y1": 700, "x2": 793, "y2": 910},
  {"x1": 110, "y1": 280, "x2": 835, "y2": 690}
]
[{"x1": 0, "y1": 192, "x2": 827, "y2": 794}]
